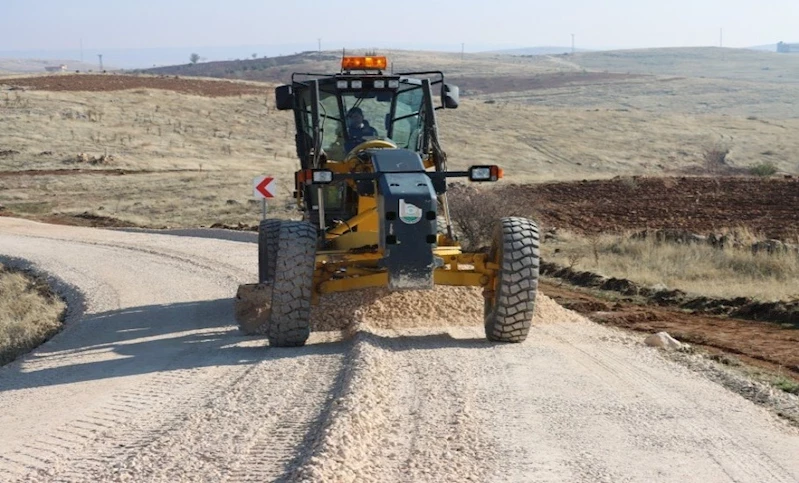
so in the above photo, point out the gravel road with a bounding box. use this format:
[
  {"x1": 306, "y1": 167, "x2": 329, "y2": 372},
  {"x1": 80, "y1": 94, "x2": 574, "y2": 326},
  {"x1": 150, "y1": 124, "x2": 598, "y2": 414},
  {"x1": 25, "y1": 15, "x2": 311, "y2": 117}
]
[{"x1": 1, "y1": 217, "x2": 798, "y2": 482}]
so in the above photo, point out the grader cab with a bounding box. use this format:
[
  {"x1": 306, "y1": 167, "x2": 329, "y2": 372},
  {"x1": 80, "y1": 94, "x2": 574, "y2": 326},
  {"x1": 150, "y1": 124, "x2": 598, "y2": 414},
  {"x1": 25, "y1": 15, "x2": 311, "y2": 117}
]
[{"x1": 234, "y1": 55, "x2": 540, "y2": 347}]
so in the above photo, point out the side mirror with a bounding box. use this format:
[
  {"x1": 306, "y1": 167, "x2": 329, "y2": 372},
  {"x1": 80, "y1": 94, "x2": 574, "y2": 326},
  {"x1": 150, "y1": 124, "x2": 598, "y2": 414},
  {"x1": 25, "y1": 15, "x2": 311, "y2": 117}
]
[
  {"x1": 442, "y1": 84, "x2": 459, "y2": 109},
  {"x1": 275, "y1": 85, "x2": 293, "y2": 111}
]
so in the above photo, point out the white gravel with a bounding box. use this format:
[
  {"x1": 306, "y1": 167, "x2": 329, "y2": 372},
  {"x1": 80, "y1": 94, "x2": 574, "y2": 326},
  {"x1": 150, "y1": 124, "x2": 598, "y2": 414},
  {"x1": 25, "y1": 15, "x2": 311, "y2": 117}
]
[{"x1": 1, "y1": 217, "x2": 798, "y2": 482}]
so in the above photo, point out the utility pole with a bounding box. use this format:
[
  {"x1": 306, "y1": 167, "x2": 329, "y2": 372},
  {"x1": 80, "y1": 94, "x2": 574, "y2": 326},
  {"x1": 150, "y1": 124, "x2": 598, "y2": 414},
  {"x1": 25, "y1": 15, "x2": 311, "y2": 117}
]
[
  {"x1": 97, "y1": 54, "x2": 103, "y2": 71},
  {"x1": 80, "y1": 38, "x2": 84, "y2": 62},
  {"x1": 719, "y1": 28, "x2": 723, "y2": 47},
  {"x1": 571, "y1": 34, "x2": 575, "y2": 54},
  {"x1": 318, "y1": 38, "x2": 321, "y2": 53},
  {"x1": 461, "y1": 42, "x2": 464, "y2": 61}
]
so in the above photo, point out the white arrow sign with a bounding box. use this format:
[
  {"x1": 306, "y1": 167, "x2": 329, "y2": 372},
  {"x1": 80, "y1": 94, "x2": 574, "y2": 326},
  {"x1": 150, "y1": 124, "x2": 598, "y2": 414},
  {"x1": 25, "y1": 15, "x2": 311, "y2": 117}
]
[{"x1": 253, "y1": 176, "x2": 277, "y2": 199}]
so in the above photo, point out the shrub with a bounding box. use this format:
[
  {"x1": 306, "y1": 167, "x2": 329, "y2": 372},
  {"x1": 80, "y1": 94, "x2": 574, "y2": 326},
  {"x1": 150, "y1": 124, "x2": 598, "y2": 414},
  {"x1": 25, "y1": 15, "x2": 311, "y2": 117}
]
[
  {"x1": 0, "y1": 265, "x2": 66, "y2": 365},
  {"x1": 749, "y1": 162, "x2": 777, "y2": 177},
  {"x1": 447, "y1": 185, "x2": 535, "y2": 251},
  {"x1": 773, "y1": 376, "x2": 799, "y2": 395}
]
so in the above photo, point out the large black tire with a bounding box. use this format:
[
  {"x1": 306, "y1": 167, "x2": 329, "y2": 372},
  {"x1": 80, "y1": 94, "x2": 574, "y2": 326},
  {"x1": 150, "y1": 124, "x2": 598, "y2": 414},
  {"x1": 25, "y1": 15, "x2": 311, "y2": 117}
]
[
  {"x1": 484, "y1": 217, "x2": 540, "y2": 343},
  {"x1": 258, "y1": 219, "x2": 282, "y2": 283},
  {"x1": 267, "y1": 221, "x2": 317, "y2": 347}
]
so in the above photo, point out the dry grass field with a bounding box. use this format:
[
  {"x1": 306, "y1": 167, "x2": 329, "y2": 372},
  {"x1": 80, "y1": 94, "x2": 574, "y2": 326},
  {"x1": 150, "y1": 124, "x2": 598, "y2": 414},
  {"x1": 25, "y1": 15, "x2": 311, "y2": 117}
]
[
  {"x1": 0, "y1": 263, "x2": 66, "y2": 365},
  {"x1": 4, "y1": 89, "x2": 797, "y2": 227},
  {"x1": 542, "y1": 231, "x2": 799, "y2": 301}
]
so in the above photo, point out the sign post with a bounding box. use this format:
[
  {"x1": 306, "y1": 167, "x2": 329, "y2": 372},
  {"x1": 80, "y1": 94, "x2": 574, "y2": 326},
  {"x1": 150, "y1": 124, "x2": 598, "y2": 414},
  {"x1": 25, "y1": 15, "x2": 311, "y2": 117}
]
[{"x1": 253, "y1": 176, "x2": 276, "y2": 221}]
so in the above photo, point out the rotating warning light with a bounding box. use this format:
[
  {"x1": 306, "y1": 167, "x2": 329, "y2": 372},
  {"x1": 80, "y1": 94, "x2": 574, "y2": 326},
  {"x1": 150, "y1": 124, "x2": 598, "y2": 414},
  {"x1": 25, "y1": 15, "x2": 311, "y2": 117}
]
[{"x1": 341, "y1": 56, "x2": 388, "y2": 71}]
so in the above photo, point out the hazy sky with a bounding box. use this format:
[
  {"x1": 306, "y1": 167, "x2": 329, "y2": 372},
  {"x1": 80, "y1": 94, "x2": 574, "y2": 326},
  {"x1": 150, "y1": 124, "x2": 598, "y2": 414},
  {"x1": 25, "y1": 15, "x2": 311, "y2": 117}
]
[{"x1": 2, "y1": 0, "x2": 797, "y2": 52}]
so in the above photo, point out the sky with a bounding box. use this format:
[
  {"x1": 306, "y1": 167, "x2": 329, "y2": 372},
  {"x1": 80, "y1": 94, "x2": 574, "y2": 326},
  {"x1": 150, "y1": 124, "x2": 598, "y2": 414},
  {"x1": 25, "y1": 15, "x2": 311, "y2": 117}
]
[{"x1": 2, "y1": 0, "x2": 797, "y2": 60}]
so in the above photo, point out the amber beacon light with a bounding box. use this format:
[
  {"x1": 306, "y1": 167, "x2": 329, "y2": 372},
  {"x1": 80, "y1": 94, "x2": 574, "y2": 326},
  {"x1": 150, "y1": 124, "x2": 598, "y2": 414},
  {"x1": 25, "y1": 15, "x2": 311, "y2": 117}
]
[{"x1": 341, "y1": 56, "x2": 388, "y2": 71}]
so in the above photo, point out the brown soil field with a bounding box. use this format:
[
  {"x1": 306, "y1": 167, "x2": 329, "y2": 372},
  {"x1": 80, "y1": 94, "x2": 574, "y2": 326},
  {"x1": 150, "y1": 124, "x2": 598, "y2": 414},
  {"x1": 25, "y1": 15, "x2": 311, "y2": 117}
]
[
  {"x1": 2, "y1": 74, "x2": 272, "y2": 97},
  {"x1": 0, "y1": 168, "x2": 193, "y2": 177},
  {"x1": 504, "y1": 176, "x2": 799, "y2": 239}
]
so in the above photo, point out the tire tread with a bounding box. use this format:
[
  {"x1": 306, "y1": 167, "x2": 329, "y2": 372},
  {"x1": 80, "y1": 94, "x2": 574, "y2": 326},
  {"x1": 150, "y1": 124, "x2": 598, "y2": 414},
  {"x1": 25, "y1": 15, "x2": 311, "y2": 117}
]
[
  {"x1": 484, "y1": 217, "x2": 540, "y2": 343},
  {"x1": 267, "y1": 221, "x2": 317, "y2": 347}
]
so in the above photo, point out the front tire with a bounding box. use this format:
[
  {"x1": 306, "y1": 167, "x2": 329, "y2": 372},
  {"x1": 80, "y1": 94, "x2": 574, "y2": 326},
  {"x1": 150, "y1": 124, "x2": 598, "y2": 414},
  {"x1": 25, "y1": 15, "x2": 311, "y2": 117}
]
[
  {"x1": 484, "y1": 217, "x2": 540, "y2": 343},
  {"x1": 267, "y1": 221, "x2": 317, "y2": 347}
]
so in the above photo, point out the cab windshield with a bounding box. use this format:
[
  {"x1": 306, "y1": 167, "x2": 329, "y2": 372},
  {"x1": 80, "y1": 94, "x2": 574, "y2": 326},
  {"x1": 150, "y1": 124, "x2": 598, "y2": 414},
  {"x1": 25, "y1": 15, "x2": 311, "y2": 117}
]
[{"x1": 315, "y1": 81, "x2": 425, "y2": 160}]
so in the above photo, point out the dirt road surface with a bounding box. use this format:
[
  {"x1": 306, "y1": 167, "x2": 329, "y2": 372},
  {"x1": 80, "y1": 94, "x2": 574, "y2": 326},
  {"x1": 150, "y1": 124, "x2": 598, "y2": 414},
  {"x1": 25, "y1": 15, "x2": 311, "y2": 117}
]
[{"x1": 1, "y1": 217, "x2": 798, "y2": 482}]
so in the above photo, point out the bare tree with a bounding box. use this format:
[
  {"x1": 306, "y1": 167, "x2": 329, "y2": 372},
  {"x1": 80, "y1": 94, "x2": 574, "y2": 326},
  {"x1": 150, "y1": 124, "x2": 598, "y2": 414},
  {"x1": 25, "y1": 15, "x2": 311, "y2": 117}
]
[{"x1": 189, "y1": 53, "x2": 200, "y2": 65}]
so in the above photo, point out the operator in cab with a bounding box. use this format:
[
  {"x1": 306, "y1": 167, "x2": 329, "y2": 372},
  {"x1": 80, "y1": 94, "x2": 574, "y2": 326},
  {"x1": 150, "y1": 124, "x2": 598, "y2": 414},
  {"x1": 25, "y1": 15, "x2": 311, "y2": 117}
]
[{"x1": 345, "y1": 107, "x2": 378, "y2": 152}]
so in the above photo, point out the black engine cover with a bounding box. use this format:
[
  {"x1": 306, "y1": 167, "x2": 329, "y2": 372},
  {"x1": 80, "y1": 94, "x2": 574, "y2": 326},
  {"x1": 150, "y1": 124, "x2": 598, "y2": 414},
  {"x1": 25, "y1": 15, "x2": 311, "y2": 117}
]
[{"x1": 370, "y1": 149, "x2": 437, "y2": 290}]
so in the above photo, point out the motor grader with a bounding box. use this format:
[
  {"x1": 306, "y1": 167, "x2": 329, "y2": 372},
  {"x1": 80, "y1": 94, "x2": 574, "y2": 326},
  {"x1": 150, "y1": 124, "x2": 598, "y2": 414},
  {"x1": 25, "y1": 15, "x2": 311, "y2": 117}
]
[{"x1": 234, "y1": 55, "x2": 540, "y2": 347}]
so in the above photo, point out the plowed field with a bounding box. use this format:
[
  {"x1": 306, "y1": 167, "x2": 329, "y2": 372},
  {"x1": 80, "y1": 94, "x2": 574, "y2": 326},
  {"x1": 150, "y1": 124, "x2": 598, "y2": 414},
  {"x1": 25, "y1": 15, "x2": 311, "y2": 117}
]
[
  {"x1": 504, "y1": 176, "x2": 799, "y2": 239},
  {"x1": 1, "y1": 74, "x2": 271, "y2": 97}
]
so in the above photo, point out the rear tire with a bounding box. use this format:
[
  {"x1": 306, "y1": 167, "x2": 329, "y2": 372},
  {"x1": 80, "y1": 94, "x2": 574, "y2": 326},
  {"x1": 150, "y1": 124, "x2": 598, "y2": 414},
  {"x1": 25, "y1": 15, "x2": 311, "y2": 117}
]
[
  {"x1": 484, "y1": 217, "x2": 540, "y2": 343},
  {"x1": 258, "y1": 219, "x2": 282, "y2": 283},
  {"x1": 267, "y1": 221, "x2": 317, "y2": 347}
]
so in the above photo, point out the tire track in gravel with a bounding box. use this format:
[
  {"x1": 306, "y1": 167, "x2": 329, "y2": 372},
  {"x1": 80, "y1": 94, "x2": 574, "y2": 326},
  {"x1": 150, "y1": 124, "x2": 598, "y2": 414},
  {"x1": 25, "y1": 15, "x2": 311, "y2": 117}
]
[
  {"x1": 0, "y1": 218, "x2": 346, "y2": 482},
  {"x1": 71, "y1": 346, "x2": 346, "y2": 483},
  {"x1": 12, "y1": 365, "x2": 246, "y2": 481},
  {"x1": 511, "y1": 312, "x2": 799, "y2": 483},
  {"x1": 545, "y1": 326, "x2": 796, "y2": 483}
]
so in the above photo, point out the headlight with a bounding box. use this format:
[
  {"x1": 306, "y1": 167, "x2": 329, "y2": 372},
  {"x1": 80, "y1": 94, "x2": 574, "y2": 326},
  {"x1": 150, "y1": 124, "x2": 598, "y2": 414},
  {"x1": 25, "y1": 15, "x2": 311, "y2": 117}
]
[
  {"x1": 336, "y1": 80, "x2": 348, "y2": 89},
  {"x1": 388, "y1": 80, "x2": 400, "y2": 88},
  {"x1": 468, "y1": 165, "x2": 503, "y2": 182},
  {"x1": 312, "y1": 170, "x2": 334, "y2": 184},
  {"x1": 469, "y1": 167, "x2": 491, "y2": 181},
  {"x1": 373, "y1": 80, "x2": 385, "y2": 88},
  {"x1": 351, "y1": 80, "x2": 363, "y2": 89}
]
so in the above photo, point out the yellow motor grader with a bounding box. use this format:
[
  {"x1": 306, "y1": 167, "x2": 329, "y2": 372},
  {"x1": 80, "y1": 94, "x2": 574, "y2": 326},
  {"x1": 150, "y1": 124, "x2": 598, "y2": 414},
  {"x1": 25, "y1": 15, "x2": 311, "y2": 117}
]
[{"x1": 235, "y1": 55, "x2": 540, "y2": 346}]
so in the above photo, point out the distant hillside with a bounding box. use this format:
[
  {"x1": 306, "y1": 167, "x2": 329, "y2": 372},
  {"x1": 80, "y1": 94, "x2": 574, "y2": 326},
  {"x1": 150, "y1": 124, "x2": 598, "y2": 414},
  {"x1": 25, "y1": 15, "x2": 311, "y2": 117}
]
[
  {"x1": 0, "y1": 58, "x2": 106, "y2": 73},
  {"x1": 747, "y1": 44, "x2": 779, "y2": 52},
  {"x1": 140, "y1": 51, "x2": 339, "y2": 84},
  {"x1": 0, "y1": 44, "x2": 319, "y2": 70},
  {"x1": 136, "y1": 46, "x2": 799, "y2": 97},
  {"x1": 571, "y1": 47, "x2": 799, "y2": 83},
  {"x1": 487, "y1": 46, "x2": 592, "y2": 56},
  {"x1": 137, "y1": 49, "x2": 575, "y2": 85}
]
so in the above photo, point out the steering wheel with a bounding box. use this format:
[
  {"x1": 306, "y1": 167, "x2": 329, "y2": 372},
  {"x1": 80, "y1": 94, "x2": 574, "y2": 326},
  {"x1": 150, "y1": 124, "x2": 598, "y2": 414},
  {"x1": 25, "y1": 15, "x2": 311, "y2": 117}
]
[{"x1": 345, "y1": 139, "x2": 397, "y2": 162}]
